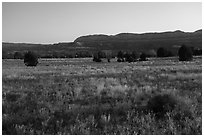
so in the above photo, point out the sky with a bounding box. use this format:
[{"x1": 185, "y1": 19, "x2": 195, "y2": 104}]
[{"x1": 2, "y1": 2, "x2": 202, "y2": 44}]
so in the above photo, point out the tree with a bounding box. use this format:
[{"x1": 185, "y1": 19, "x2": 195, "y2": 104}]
[
  {"x1": 117, "y1": 51, "x2": 125, "y2": 62},
  {"x1": 157, "y1": 47, "x2": 166, "y2": 57},
  {"x1": 103, "y1": 50, "x2": 112, "y2": 62},
  {"x1": 24, "y1": 51, "x2": 38, "y2": 66},
  {"x1": 191, "y1": 47, "x2": 202, "y2": 56},
  {"x1": 14, "y1": 52, "x2": 23, "y2": 59},
  {"x1": 178, "y1": 45, "x2": 193, "y2": 61},
  {"x1": 131, "y1": 51, "x2": 138, "y2": 60},
  {"x1": 146, "y1": 49, "x2": 157, "y2": 57},
  {"x1": 124, "y1": 52, "x2": 132, "y2": 62},
  {"x1": 139, "y1": 53, "x2": 147, "y2": 61},
  {"x1": 117, "y1": 51, "x2": 123, "y2": 58},
  {"x1": 93, "y1": 51, "x2": 102, "y2": 62},
  {"x1": 157, "y1": 47, "x2": 174, "y2": 57}
]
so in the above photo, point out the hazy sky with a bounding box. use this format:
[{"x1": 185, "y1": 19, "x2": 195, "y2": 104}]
[{"x1": 2, "y1": 2, "x2": 202, "y2": 44}]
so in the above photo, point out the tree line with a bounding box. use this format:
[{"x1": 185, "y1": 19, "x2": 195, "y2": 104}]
[{"x1": 20, "y1": 44, "x2": 200, "y2": 67}]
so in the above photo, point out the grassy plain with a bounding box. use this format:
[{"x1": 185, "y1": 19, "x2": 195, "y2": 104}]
[{"x1": 2, "y1": 57, "x2": 202, "y2": 135}]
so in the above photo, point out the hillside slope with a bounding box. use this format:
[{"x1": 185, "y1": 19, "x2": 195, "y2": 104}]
[
  {"x1": 2, "y1": 29, "x2": 202, "y2": 58},
  {"x1": 74, "y1": 30, "x2": 202, "y2": 51}
]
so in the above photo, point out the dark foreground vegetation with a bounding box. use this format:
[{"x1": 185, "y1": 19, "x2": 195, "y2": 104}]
[
  {"x1": 23, "y1": 51, "x2": 38, "y2": 66},
  {"x1": 2, "y1": 56, "x2": 202, "y2": 135}
]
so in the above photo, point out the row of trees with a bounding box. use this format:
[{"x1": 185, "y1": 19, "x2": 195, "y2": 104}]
[
  {"x1": 116, "y1": 51, "x2": 147, "y2": 62},
  {"x1": 157, "y1": 45, "x2": 197, "y2": 61},
  {"x1": 3, "y1": 45, "x2": 201, "y2": 60},
  {"x1": 93, "y1": 44, "x2": 198, "y2": 63},
  {"x1": 157, "y1": 47, "x2": 202, "y2": 57},
  {"x1": 3, "y1": 51, "x2": 93, "y2": 59},
  {"x1": 5, "y1": 44, "x2": 200, "y2": 67}
]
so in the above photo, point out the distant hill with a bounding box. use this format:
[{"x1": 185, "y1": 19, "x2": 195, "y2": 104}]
[
  {"x1": 2, "y1": 29, "x2": 202, "y2": 58},
  {"x1": 74, "y1": 30, "x2": 202, "y2": 51}
]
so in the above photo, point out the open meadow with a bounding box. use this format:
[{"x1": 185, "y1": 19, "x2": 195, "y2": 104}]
[{"x1": 2, "y1": 57, "x2": 202, "y2": 135}]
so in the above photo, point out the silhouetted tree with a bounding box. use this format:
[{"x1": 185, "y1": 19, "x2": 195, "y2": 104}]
[
  {"x1": 131, "y1": 51, "x2": 139, "y2": 60},
  {"x1": 124, "y1": 53, "x2": 132, "y2": 62},
  {"x1": 98, "y1": 51, "x2": 106, "y2": 58},
  {"x1": 117, "y1": 58, "x2": 123, "y2": 62},
  {"x1": 157, "y1": 47, "x2": 166, "y2": 57},
  {"x1": 24, "y1": 51, "x2": 38, "y2": 66},
  {"x1": 117, "y1": 51, "x2": 123, "y2": 58},
  {"x1": 139, "y1": 53, "x2": 147, "y2": 61},
  {"x1": 157, "y1": 47, "x2": 174, "y2": 57},
  {"x1": 178, "y1": 45, "x2": 193, "y2": 61},
  {"x1": 191, "y1": 47, "x2": 202, "y2": 56},
  {"x1": 103, "y1": 50, "x2": 112, "y2": 62},
  {"x1": 93, "y1": 51, "x2": 102, "y2": 62},
  {"x1": 14, "y1": 52, "x2": 23, "y2": 59},
  {"x1": 93, "y1": 56, "x2": 102, "y2": 62},
  {"x1": 117, "y1": 51, "x2": 125, "y2": 62}
]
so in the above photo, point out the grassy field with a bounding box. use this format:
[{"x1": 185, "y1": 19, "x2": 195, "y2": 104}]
[{"x1": 2, "y1": 57, "x2": 202, "y2": 135}]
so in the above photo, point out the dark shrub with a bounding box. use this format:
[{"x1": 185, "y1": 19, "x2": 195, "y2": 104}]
[
  {"x1": 24, "y1": 51, "x2": 38, "y2": 66},
  {"x1": 191, "y1": 47, "x2": 202, "y2": 56},
  {"x1": 117, "y1": 58, "x2": 123, "y2": 62},
  {"x1": 125, "y1": 53, "x2": 133, "y2": 63},
  {"x1": 14, "y1": 52, "x2": 23, "y2": 59},
  {"x1": 131, "y1": 51, "x2": 139, "y2": 60},
  {"x1": 117, "y1": 51, "x2": 124, "y2": 59},
  {"x1": 97, "y1": 51, "x2": 106, "y2": 58},
  {"x1": 178, "y1": 45, "x2": 193, "y2": 61},
  {"x1": 147, "y1": 94, "x2": 192, "y2": 120},
  {"x1": 93, "y1": 52, "x2": 102, "y2": 62},
  {"x1": 147, "y1": 94, "x2": 177, "y2": 118},
  {"x1": 5, "y1": 92, "x2": 21, "y2": 102},
  {"x1": 139, "y1": 53, "x2": 147, "y2": 61},
  {"x1": 124, "y1": 52, "x2": 137, "y2": 63},
  {"x1": 157, "y1": 47, "x2": 166, "y2": 57},
  {"x1": 117, "y1": 51, "x2": 125, "y2": 62},
  {"x1": 157, "y1": 47, "x2": 173, "y2": 57}
]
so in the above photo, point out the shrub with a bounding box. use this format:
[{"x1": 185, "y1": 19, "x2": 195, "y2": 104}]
[
  {"x1": 5, "y1": 92, "x2": 21, "y2": 102},
  {"x1": 93, "y1": 51, "x2": 104, "y2": 62},
  {"x1": 97, "y1": 51, "x2": 106, "y2": 58},
  {"x1": 157, "y1": 48, "x2": 173, "y2": 57},
  {"x1": 124, "y1": 53, "x2": 133, "y2": 63},
  {"x1": 191, "y1": 47, "x2": 202, "y2": 56},
  {"x1": 14, "y1": 52, "x2": 23, "y2": 59},
  {"x1": 139, "y1": 53, "x2": 147, "y2": 61},
  {"x1": 117, "y1": 51, "x2": 124, "y2": 59},
  {"x1": 178, "y1": 45, "x2": 193, "y2": 61},
  {"x1": 24, "y1": 51, "x2": 38, "y2": 66},
  {"x1": 103, "y1": 50, "x2": 112, "y2": 62},
  {"x1": 124, "y1": 52, "x2": 138, "y2": 63},
  {"x1": 157, "y1": 47, "x2": 166, "y2": 57},
  {"x1": 117, "y1": 51, "x2": 125, "y2": 62},
  {"x1": 131, "y1": 51, "x2": 139, "y2": 60},
  {"x1": 147, "y1": 93, "x2": 192, "y2": 119},
  {"x1": 117, "y1": 58, "x2": 123, "y2": 62},
  {"x1": 93, "y1": 54, "x2": 102, "y2": 62}
]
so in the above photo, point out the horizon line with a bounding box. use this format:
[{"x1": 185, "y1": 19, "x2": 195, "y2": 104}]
[{"x1": 3, "y1": 28, "x2": 202, "y2": 45}]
